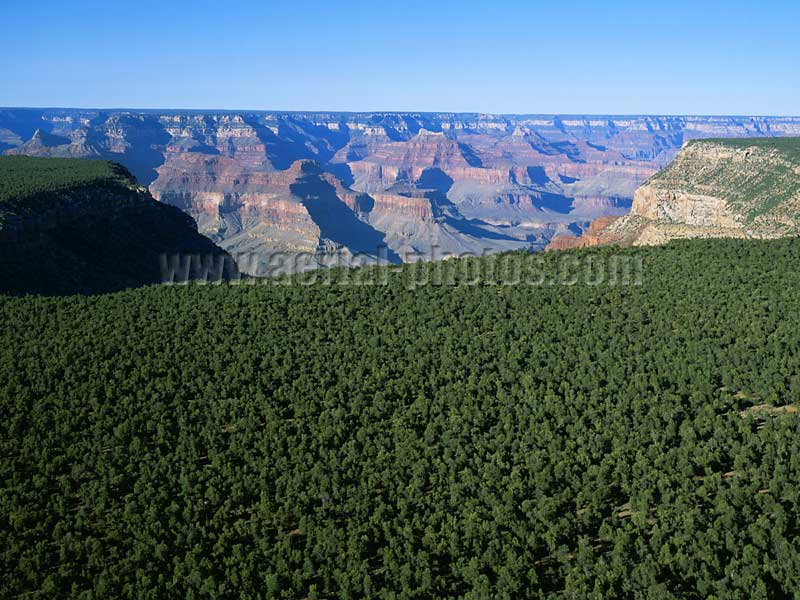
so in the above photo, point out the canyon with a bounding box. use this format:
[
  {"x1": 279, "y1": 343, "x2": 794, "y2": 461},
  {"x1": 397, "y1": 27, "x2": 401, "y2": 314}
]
[{"x1": 3, "y1": 109, "x2": 799, "y2": 274}]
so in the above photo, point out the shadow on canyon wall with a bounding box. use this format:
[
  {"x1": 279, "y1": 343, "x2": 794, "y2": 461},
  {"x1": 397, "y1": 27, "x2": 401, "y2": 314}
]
[
  {"x1": 244, "y1": 116, "x2": 316, "y2": 170},
  {"x1": 290, "y1": 175, "x2": 402, "y2": 263},
  {"x1": 244, "y1": 115, "x2": 350, "y2": 170},
  {"x1": 327, "y1": 163, "x2": 355, "y2": 187},
  {"x1": 103, "y1": 116, "x2": 172, "y2": 186},
  {"x1": 526, "y1": 166, "x2": 551, "y2": 186},
  {"x1": 458, "y1": 143, "x2": 483, "y2": 167},
  {"x1": 586, "y1": 141, "x2": 607, "y2": 151},
  {"x1": 418, "y1": 190, "x2": 526, "y2": 242},
  {"x1": 537, "y1": 192, "x2": 575, "y2": 214},
  {"x1": 117, "y1": 151, "x2": 168, "y2": 188},
  {"x1": 444, "y1": 216, "x2": 526, "y2": 242},
  {"x1": 417, "y1": 168, "x2": 454, "y2": 194}
]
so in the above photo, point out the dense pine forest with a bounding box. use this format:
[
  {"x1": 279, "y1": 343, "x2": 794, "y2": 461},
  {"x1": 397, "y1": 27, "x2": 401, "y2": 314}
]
[
  {"x1": 3, "y1": 239, "x2": 800, "y2": 598},
  {"x1": 0, "y1": 156, "x2": 133, "y2": 220}
]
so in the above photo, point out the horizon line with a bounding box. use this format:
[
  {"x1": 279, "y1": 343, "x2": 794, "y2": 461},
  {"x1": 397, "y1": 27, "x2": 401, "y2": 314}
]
[{"x1": 2, "y1": 106, "x2": 800, "y2": 119}]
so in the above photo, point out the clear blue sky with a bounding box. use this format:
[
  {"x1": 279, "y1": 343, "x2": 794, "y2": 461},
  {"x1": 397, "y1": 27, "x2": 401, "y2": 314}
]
[{"x1": 1, "y1": 0, "x2": 798, "y2": 115}]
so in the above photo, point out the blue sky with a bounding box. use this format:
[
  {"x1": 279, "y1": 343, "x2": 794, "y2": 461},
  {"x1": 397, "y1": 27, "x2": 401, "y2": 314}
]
[{"x1": 1, "y1": 0, "x2": 797, "y2": 115}]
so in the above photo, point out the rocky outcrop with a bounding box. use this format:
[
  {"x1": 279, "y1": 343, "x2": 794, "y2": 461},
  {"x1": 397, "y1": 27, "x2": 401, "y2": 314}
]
[
  {"x1": 548, "y1": 138, "x2": 800, "y2": 250},
  {"x1": 545, "y1": 217, "x2": 622, "y2": 250},
  {"x1": 630, "y1": 187, "x2": 737, "y2": 227}
]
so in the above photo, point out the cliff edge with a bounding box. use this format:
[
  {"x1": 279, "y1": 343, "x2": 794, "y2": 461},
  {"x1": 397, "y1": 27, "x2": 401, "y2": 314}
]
[{"x1": 0, "y1": 156, "x2": 237, "y2": 295}]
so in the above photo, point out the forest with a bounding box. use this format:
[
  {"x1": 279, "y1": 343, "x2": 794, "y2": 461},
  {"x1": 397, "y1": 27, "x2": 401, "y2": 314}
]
[
  {"x1": 0, "y1": 156, "x2": 132, "y2": 220},
  {"x1": 3, "y1": 239, "x2": 800, "y2": 598},
  {"x1": 698, "y1": 136, "x2": 800, "y2": 157}
]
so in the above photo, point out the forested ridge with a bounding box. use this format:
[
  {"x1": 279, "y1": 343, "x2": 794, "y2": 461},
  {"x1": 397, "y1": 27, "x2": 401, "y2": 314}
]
[
  {"x1": 0, "y1": 156, "x2": 134, "y2": 222},
  {"x1": 696, "y1": 136, "x2": 800, "y2": 157},
  {"x1": 0, "y1": 156, "x2": 236, "y2": 295},
  {"x1": 3, "y1": 239, "x2": 800, "y2": 598}
]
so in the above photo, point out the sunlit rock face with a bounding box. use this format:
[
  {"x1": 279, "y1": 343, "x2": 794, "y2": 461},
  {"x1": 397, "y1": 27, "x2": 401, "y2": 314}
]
[{"x1": 4, "y1": 108, "x2": 799, "y2": 272}]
